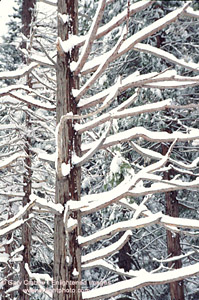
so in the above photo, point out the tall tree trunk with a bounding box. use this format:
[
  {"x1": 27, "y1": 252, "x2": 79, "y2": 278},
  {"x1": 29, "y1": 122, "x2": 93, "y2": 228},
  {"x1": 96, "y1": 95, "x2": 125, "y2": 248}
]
[
  {"x1": 2, "y1": 205, "x2": 14, "y2": 300},
  {"x1": 53, "y1": 1, "x2": 82, "y2": 300},
  {"x1": 162, "y1": 142, "x2": 185, "y2": 300},
  {"x1": 19, "y1": 1, "x2": 35, "y2": 298},
  {"x1": 155, "y1": 2, "x2": 185, "y2": 295}
]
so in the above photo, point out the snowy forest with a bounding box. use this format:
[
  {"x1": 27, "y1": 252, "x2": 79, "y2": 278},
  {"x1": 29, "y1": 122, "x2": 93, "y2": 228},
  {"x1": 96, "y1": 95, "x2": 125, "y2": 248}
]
[{"x1": 0, "y1": 0, "x2": 199, "y2": 299}]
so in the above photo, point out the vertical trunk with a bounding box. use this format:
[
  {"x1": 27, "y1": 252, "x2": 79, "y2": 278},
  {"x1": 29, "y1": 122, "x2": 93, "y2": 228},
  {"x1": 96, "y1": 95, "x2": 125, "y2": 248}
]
[
  {"x1": 2, "y1": 205, "x2": 14, "y2": 300},
  {"x1": 19, "y1": 1, "x2": 35, "y2": 298},
  {"x1": 155, "y1": 3, "x2": 185, "y2": 295},
  {"x1": 53, "y1": 1, "x2": 81, "y2": 300},
  {"x1": 162, "y1": 143, "x2": 185, "y2": 300}
]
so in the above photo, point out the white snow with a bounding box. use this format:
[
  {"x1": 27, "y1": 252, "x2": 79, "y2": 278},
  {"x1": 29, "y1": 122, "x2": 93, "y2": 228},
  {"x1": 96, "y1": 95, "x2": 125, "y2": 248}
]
[
  {"x1": 82, "y1": 263, "x2": 199, "y2": 299},
  {"x1": 72, "y1": 268, "x2": 79, "y2": 276},
  {"x1": 25, "y1": 263, "x2": 52, "y2": 283},
  {"x1": 61, "y1": 162, "x2": 71, "y2": 176},
  {"x1": 82, "y1": 127, "x2": 199, "y2": 153},
  {"x1": 0, "y1": 152, "x2": 27, "y2": 170},
  {"x1": 134, "y1": 43, "x2": 199, "y2": 72},
  {"x1": 0, "y1": 62, "x2": 38, "y2": 79},
  {"x1": 82, "y1": 230, "x2": 132, "y2": 264},
  {"x1": 30, "y1": 194, "x2": 64, "y2": 214},
  {"x1": 0, "y1": 252, "x2": 9, "y2": 263},
  {"x1": 58, "y1": 13, "x2": 69, "y2": 24},
  {"x1": 79, "y1": 213, "x2": 162, "y2": 247},
  {"x1": 110, "y1": 152, "x2": 123, "y2": 175},
  {"x1": 57, "y1": 35, "x2": 82, "y2": 53}
]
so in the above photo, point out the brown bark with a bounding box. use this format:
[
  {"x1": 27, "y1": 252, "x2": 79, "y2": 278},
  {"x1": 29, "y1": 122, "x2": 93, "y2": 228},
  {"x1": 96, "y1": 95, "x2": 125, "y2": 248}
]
[
  {"x1": 53, "y1": 1, "x2": 81, "y2": 300},
  {"x1": 162, "y1": 143, "x2": 185, "y2": 300},
  {"x1": 19, "y1": 1, "x2": 36, "y2": 299},
  {"x1": 2, "y1": 205, "x2": 14, "y2": 300}
]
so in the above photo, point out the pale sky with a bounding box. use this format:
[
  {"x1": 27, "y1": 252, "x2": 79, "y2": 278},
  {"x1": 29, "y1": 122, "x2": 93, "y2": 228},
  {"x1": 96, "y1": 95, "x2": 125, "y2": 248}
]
[{"x1": 0, "y1": 0, "x2": 15, "y2": 42}]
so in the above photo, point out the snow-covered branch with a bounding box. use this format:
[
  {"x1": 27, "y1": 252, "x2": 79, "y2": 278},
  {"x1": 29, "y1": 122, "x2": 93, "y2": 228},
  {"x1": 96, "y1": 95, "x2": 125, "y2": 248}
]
[
  {"x1": 76, "y1": 99, "x2": 172, "y2": 134},
  {"x1": 0, "y1": 62, "x2": 38, "y2": 79},
  {"x1": 82, "y1": 259, "x2": 148, "y2": 279},
  {"x1": 82, "y1": 127, "x2": 199, "y2": 153},
  {"x1": 2, "y1": 91, "x2": 55, "y2": 111},
  {"x1": 82, "y1": 2, "x2": 191, "y2": 75},
  {"x1": 81, "y1": 230, "x2": 132, "y2": 264},
  {"x1": 72, "y1": 0, "x2": 106, "y2": 75},
  {"x1": 38, "y1": 0, "x2": 57, "y2": 6},
  {"x1": 0, "y1": 152, "x2": 27, "y2": 170},
  {"x1": 79, "y1": 213, "x2": 162, "y2": 247},
  {"x1": 82, "y1": 262, "x2": 199, "y2": 300},
  {"x1": 29, "y1": 194, "x2": 64, "y2": 214},
  {"x1": 72, "y1": 122, "x2": 111, "y2": 167},
  {"x1": 78, "y1": 70, "x2": 199, "y2": 110},
  {"x1": 133, "y1": 43, "x2": 199, "y2": 72},
  {"x1": 184, "y1": 6, "x2": 199, "y2": 18},
  {"x1": 73, "y1": 28, "x2": 127, "y2": 101}
]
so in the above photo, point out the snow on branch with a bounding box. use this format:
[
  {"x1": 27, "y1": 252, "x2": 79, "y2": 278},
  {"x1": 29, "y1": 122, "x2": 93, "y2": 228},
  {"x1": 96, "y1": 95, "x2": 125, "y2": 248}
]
[
  {"x1": 121, "y1": 1, "x2": 190, "y2": 51},
  {"x1": 95, "y1": 0, "x2": 154, "y2": 42},
  {"x1": 76, "y1": 98, "x2": 173, "y2": 134},
  {"x1": 25, "y1": 263, "x2": 52, "y2": 296},
  {"x1": 184, "y1": 6, "x2": 199, "y2": 18},
  {"x1": 82, "y1": 262, "x2": 199, "y2": 300},
  {"x1": 73, "y1": 28, "x2": 127, "y2": 101},
  {"x1": 72, "y1": 0, "x2": 106, "y2": 75},
  {"x1": 81, "y1": 230, "x2": 132, "y2": 264},
  {"x1": 29, "y1": 194, "x2": 64, "y2": 214},
  {"x1": 82, "y1": 259, "x2": 148, "y2": 279},
  {"x1": 38, "y1": 0, "x2": 57, "y2": 6},
  {"x1": 128, "y1": 178, "x2": 199, "y2": 198},
  {"x1": 0, "y1": 209, "x2": 34, "y2": 237},
  {"x1": 78, "y1": 70, "x2": 199, "y2": 110},
  {"x1": 81, "y1": 2, "x2": 191, "y2": 75},
  {"x1": 2, "y1": 91, "x2": 56, "y2": 111},
  {"x1": 72, "y1": 121, "x2": 111, "y2": 167},
  {"x1": 81, "y1": 174, "x2": 199, "y2": 217},
  {"x1": 82, "y1": 127, "x2": 199, "y2": 153},
  {"x1": 131, "y1": 141, "x2": 163, "y2": 161},
  {"x1": 25, "y1": 263, "x2": 52, "y2": 282},
  {"x1": 133, "y1": 43, "x2": 199, "y2": 72},
  {"x1": 66, "y1": 0, "x2": 153, "y2": 52},
  {"x1": 0, "y1": 152, "x2": 27, "y2": 170},
  {"x1": 0, "y1": 62, "x2": 38, "y2": 80},
  {"x1": 119, "y1": 199, "x2": 199, "y2": 236},
  {"x1": 0, "y1": 84, "x2": 55, "y2": 104},
  {"x1": 131, "y1": 141, "x2": 199, "y2": 170},
  {"x1": 79, "y1": 213, "x2": 162, "y2": 247}
]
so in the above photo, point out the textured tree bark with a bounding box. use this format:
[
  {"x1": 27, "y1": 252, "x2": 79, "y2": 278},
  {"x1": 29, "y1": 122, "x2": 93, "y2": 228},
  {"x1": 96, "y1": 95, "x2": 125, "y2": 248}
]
[
  {"x1": 19, "y1": 1, "x2": 36, "y2": 299},
  {"x1": 162, "y1": 143, "x2": 185, "y2": 300},
  {"x1": 53, "y1": 1, "x2": 82, "y2": 300}
]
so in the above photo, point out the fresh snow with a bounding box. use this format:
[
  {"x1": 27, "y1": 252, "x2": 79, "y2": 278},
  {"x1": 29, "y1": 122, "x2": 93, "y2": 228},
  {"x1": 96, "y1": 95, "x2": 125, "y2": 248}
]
[
  {"x1": 0, "y1": 62, "x2": 38, "y2": 79},
  {"x1": 58, "y1": 13, "x2": 69, "y2": 24},
  {"x1": 61, "y1": 162, "x2": 71, "y2": 176},
  {"x1": 82, "y1": 230, "x2": 132, "y2": 264},
  {"x1": 82, "y1": 127, "x2": 199, "y2": 153},
  {"x1": 82, "y1": 263, "x2": 199, "y2": 299}
]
